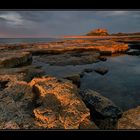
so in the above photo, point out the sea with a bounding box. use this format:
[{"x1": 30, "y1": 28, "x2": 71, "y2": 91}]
[
  {"x1": 0, "y1": 37, "x2": 140, "y2": 111},
  {"x1": 0, "y1": 38, "x2": 65, "y2": 44}
]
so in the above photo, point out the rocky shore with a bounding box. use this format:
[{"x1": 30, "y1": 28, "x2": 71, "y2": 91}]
[{"x1": 0, "y1": 37, "x2": 140, "y2": 129}]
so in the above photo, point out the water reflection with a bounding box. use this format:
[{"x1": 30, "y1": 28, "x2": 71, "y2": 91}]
[{"x1": 33, "y1": 54, "x2": 140, "y2": 111}]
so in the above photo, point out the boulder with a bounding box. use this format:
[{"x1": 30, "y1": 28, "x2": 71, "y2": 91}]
[
  {"x1": 79, "y1": 89, "x2": 122, "y2": 129},
  {"x1": 94, "y1": 67, "x2": 108, "y2": 75},
  {"x1": 30, "y1": 77, "x2": 90, "y2": 129},
  {"x1": 0, "y1": 51, "x2": 32, "y2": 68},
  {"x1": 117, "y1": 106, "x2": 140, "y2": 129}
]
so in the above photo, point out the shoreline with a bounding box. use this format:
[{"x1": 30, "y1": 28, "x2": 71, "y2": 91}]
[{"x1": 0, "y1": 38, "x2": 140, "y2": 129}]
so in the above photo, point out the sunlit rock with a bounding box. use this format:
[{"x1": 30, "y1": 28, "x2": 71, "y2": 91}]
[{"x1": 30, "y1": 77, "x2": 90, "y2": 129}]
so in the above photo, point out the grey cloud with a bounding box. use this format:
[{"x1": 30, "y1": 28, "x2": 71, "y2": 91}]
[{"x1": 0, "y1": 10, "x2": 140, "y2": 37}]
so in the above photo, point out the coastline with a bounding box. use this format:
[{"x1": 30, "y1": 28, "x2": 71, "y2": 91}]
[{"x1": 0, "y1": 37, "x2": 140, "y2": 129}]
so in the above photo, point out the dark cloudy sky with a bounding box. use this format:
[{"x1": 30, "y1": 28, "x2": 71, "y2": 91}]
[{"x1": 0, "y1": 10, "x2": 140, "y2": 38}]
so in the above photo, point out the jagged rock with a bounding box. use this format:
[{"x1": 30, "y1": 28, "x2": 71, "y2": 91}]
[
  {"x1": 30, "y1": 77, "x2": 90, "y2": 129},
  {"x1": 94, "y1": 67, "x2": 108, "y2": 75},
  {"x1": 117, "y1": 106, "x2": 140, "y2": 129},
  {"x1": 0, "y1": 51, "x2": 32, "y2": 68},
  {"x1": 79, "y1": 89, "x2": 122, "y2": 129}
]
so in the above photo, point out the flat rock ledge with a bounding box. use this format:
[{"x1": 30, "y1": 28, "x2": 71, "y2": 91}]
[{"x1": 0, "y1": 51, "x2": 32, "y2": 68}]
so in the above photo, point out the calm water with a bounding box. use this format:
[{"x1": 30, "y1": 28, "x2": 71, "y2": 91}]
[
  {"x1": 0, "y1": 38, "x2": 65, "y2": 44},
  {"x1": 0, "y1": 38, "x2": 93, "y2": 44},
  {"x1": 2, "y1": 37, "x2": 139, "y2": 111},
  {"x1": 33, "y1": 54, "x2": 140, "y2": 111}
]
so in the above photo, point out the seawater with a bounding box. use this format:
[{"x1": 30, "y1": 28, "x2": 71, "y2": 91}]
[
  {"x1": 0, "y1": 38, "x2": 63, "y2": 44},
  {"x1": 33, "y1": 54, "x2": 140, "y2": 111}
]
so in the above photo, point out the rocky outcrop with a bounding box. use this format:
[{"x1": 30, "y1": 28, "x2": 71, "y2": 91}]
[
  {"x1": 0, "y1": 51, "x2": 32, "y2": 68},
  {"x1": 94, "y1": 67, "x2": 109, "y2": 75},
  {"x1": 117, "y1": 106, "x2": 140, "y2": 129},
  {"x1": 35, "y1": 51, "x2": 100, "y2": 66},
  {"x1": 0, "y1": 65, "x2": 45, "y2": 82},
  {"x1": 80, "y1": 89, "x2": 122, "y2": 129},
  {"x1": 0, "y1": 76, "x2": 99, "y2": 129},
  {"x1": 29, "y1": 40, "x2": 128, "y2": 56},
  {"x1": 86, "y1": 28, "x2": 109, "y2": 36},
  {"x1": 30, "y1": 77, "x2": 91, "y2": 129}
]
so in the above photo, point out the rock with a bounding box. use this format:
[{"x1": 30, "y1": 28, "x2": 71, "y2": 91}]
[
  {"x1": 117, "y1": 106, "x2": 140, "y2": 129},
  {"x1": 94, "y1": 67, "x2": 108, "y2": 75},
  {"x1": 86, "y1": 28, "x2": 109, "y2": 36},
  {"x1": 0, "y1": 121, "x2": 20, "y2": 129},
  {"x1": 99, "y1": 57, "x2": 107, "y2": 61},
  {"x1": 79, "y1": 89, "x2": 122, "y2": 129},
  {"x1": 0, "y1": 81, "x2": 9, "y2": 91},
  {"x1": 63, "y1": 74, "x2": 81, "y2": 87},
  {"x1": 30, "y1": 77, "x2": 90, "y2": 129},
  {"x1": 0, "y1": 65, "x2": 45, "y2": 82},
  {"x1": 0, "y1": 51, "x2": 32, "y2": 68},
  {"x1": 35, "y1": 51, "x2": 100, "y2": 66},
  {"x1": 79, "y1": 118, "x2": 99, "y2": 129},
  {"x1": 0, "y1": 39, "x2": 128, "y2": 57},
  {"x1": 83, "y1": 68, "x2": 93, "y2": 73},
  {"x1": 0, "y1": 79, "x2": 37, "y2": 129},
  {"x1": 126, "y1": 49, "x2": 140, "y2": 56}
]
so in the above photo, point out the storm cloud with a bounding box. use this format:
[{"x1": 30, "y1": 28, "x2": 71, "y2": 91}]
[{"x1": 0, "y1": 10, "x2": 140, "y2": 37}]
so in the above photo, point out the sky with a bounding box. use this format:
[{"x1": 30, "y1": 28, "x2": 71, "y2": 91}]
[{"x1": 0, "y1": 10, "x2": 140, "y2": 38}]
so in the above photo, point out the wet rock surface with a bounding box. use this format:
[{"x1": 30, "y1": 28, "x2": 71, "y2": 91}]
[
  {"x1": 94, "y1": 67, "x2": 109, "y2": 75},
  {"x1": 34, "y1": 51, "x2": 100, "y2": 66},
  {"x1": 80, "y1": 89, "x2": 122, "y2": 129}
]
